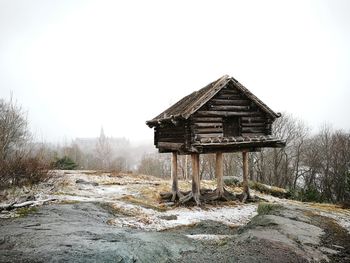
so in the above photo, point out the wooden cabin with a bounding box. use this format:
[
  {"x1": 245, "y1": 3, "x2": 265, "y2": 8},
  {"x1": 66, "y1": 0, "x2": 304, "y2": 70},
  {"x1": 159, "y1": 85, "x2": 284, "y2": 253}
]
[
  {"x1": 146, "y1": 75, "x2": 285, "y2": 153},
  {"x1": 146, "y1": 75, "x2": 285, "y2": 205}
]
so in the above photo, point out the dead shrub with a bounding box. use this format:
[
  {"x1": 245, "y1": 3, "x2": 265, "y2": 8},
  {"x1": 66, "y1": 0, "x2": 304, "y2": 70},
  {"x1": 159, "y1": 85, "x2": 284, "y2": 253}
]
[{"x1": 0, "y1": 152, "x2": 52, "y2": 189}]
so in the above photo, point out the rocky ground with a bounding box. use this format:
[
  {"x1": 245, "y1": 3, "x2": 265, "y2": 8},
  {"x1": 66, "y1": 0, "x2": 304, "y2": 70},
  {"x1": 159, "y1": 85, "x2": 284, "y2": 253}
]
[{"x1": 0, "y1": 171, "x2": 349, "y2": 262}]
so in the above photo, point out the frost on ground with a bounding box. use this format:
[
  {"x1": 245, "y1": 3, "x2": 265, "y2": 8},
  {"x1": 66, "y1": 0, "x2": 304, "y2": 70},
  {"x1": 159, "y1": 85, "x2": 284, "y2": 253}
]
[
  {"x1": 0, "y1": 170, "x2": 257, "y2": 231},
  {"x1": 1, "y1": 170, "x2": 349, "y2": 235},
  {"x1": 107, "y1": 201, "x2": 257, "y2": 231},
  {"x1": 185, "y1": 234, "x2": 231, "y2": 241}
]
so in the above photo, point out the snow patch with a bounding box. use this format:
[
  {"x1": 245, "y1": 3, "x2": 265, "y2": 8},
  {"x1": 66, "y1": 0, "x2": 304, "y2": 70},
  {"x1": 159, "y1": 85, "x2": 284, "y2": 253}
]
[
  {"x1": 186, "y1": 234, "x2": 231, "y2": 241},
  {"x1": 318, "y1": 211, "x2": 350, "y2": 234},
  {"x1": 109, "y1": 202, "x2": 258, "y2": 231}
]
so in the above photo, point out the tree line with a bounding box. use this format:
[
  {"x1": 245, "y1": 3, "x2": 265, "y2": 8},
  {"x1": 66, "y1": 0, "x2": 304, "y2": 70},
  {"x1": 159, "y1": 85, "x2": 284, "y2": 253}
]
[
  {"x1": 253, "y1": 114, "x2": 350, "y2": 203},
  {"x1": 138, "y1": 114, "x2": 350, "y2": 204},
  {"x1": 1, "y1": 96, "x2": 349, "y2": 204}
]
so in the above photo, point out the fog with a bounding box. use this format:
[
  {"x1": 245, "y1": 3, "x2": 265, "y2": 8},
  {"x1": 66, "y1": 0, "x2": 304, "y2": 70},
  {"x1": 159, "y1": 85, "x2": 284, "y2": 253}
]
[{"x1": 1, "y1": 0, "x2": 349, "y2": 144}]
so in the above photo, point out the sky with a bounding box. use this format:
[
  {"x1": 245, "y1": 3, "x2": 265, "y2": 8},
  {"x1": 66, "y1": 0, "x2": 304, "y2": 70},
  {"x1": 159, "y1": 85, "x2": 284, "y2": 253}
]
[{"x1": 0, "y1": 0, "x2": 349, "y2": 144}]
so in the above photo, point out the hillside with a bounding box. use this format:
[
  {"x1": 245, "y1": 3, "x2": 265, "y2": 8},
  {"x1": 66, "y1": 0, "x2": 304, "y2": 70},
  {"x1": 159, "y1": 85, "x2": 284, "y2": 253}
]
[{"x1": 0, "y1": 171, "x2": 349, "y2": 262}]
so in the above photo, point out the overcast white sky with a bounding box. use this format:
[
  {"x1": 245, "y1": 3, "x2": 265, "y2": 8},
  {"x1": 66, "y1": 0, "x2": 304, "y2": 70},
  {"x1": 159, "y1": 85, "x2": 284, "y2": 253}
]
[{"x1": 0, "y1": 0, "x2": 349, "y2": 143}]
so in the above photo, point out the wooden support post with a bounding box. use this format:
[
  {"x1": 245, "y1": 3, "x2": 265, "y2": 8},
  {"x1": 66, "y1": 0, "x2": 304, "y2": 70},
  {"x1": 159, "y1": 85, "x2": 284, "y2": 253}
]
[
  {"x1": 242, "y1": 151, "x2": 250, "y2": 201},
  {"x1": 216, "y1": 152, "x2": 224, "y2": 195},
  {"x1": 171, "y1": 152, "x2": 179, "y2": 201},
  {"x1": 191, "y1": 153, "x2": 201, "y2": 206}
]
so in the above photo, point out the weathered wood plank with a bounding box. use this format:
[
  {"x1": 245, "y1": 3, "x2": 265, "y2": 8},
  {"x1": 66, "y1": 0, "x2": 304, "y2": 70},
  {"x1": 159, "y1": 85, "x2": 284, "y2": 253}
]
[
  {"x1": 191, "y1": 117, "x2": 222, "y2": 122},
  {"x1": 241, "y1": 127, "x2": 266, "y2": 133},
  {"x1": 216, "y1": 152, "x2": 224, "y2": 195},
  {"x1": 193, "y1": 122, "x2": 222, "y2": 128},
  {"x1": 191, "y1": 153, "x2": 201, "y2": 205},
  {"x1": 158, "y1": 138, "x2": 184, "y2": 143},
  {"x1": 242, "y1": 151, "x2": 250, "y2": 200},
  {"x1": 209, "y1": 105, "x2": 250, "y2": 111},
  {"x1": 159, "y1": 129, "x2": 185, "y2": 133},
  {"x1": 172, "y1": 152, "x2": 178, "y2": 191},
  {"x1": 196, "y1": 140, "x2": 285, "y2": 148},
  {"x1": 158, "y1": 138, "x2": 185, "y2": 143},
  {"x1": 158, "y1": 131, "x2": 185, "y2": 136},
  {"x1": 241, "y1": 122, "x2": 266, "y2": 127},
  {"x1": 171, "y1": 152, "x2": 183, "y2": 201},
  {"x1": 196, "y1": 111, "x2": 263, "y2": 117},
  {"x1": 241, "y1": 116, "x2": 267, "y2": 122},
  {"x1": 158, "y1": 126, "x2": 184, "y2": 131},
  {"x1": 241, "y1": 132, "x2": 266, "y2": 136},
  {"x1": 194, "y1": 127, "x2": 223, "y2": 134},
  {"x1": 195, "y1": 133, "x2": 223, "y2": 139},
  {"x1": 216, "y1": 94, "x2": 242, "y2": 100},
  {"x1": 211, "y1": 99, "x2": 251, "y2": 106},
  {"x1": 219, "y1": 89, "x2": 240, "y2": 95},
  {"x1": 158, "y1": 131, "x2": 185, "y2": 135},
  {"x1": 157, "y1": 142, "x2": 183, "y2": 150},
  {"x1": 184, "y1": 121, "x2": 192, "y2": 150}
]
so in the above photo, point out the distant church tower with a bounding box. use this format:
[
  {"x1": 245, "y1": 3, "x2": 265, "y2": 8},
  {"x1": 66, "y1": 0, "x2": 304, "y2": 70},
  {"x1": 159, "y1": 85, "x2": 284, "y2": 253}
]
[
  {"x1": 100, "y1": 126, "x2": 106, "y2": 140},
  {"x1": 97, "y1": 126, "x2": 110, "y2": 169}
]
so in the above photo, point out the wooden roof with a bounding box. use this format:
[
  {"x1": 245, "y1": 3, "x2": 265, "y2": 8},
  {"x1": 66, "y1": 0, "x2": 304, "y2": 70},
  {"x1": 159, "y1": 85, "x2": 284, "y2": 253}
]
[{"x1": 146, "y1": 75, "x2": 281, "y2": 127}]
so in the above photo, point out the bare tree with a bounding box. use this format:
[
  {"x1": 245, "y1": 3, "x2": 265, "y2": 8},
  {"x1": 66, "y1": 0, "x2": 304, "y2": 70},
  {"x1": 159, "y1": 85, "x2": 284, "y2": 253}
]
[
  {"x1": 251, "y1": 113, "x2": 310, "y2": 190},
  {"x1": 137, "y1": 153, "x2": 171, "y2": 178},
  {"x1": 177, "y1": 155, "x2": 190, "y2": 180},
  {"x1": 0, "y1": 96, "x2": 30, "y2": 161},
  {"x1": 302, "y1": 126, "x2": 350, "y2": 202},
  {"x1": 0, "y1": 96, "x2": 50, "y2": 188},
  {"x1": 223, "y1": 152, "x2": 241, "y2": 178},
  {"x1": 111, "y1": 156, "x2": 129, "y2": 172},
  {"x1": 199, "y1": 154, "x2": 215, "y2": 180}
]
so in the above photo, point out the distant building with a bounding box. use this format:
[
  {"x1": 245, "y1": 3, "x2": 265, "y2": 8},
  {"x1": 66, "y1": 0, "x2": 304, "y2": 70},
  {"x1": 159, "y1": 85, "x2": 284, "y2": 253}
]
[{"x1": 73, "y1": 127, "x2": 130, "y2": 155}]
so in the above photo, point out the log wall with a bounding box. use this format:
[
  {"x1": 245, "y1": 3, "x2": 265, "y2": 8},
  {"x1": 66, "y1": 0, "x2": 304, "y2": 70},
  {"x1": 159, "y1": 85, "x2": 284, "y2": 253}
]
[
  {"x1": 190, "y1": 86, "x2": 272, "y2": 141},
  {"x1": 155, "y1": 122, "x2": 186, "y2": 144}
]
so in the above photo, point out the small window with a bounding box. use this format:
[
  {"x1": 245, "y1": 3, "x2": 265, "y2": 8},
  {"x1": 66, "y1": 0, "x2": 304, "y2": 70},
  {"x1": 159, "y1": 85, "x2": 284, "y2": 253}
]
[{"x1": 223, "y1": 117, "x2": 241, "y2": 137}]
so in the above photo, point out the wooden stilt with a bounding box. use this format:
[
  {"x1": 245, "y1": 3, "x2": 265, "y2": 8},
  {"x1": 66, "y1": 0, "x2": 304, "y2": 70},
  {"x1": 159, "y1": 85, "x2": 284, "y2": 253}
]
[
  {"x1": 242, "y1": 151, "x2": 250, "y2": 202},
  {"x1": 200, "y1": 152, "x2": 235, "y2": 202},
  {"x1": 216, "y1": 152, "x2": 224, "y2": 195},
  {"x1": 191, "y1": 153, "x2": 201, "y2": 206},
  {"x1": 178, "y1": 153, "x2": 201, "y2": 205},
  {"x1": 171, "y1": 152, "x2": 182, "y2": 201}
]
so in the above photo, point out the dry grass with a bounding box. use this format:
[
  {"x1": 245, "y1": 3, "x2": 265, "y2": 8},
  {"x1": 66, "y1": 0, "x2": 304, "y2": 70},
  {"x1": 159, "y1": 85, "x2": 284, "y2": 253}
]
[
  {"x1": 120, "y1": 195, "x2": 168, "y2": 212},
  {"x1": 140, "y1": 182, "x2": 170, "y2": 199},
  {"x1": 103, "y1": 202, "x2": 141, "y2": 217},
  {"x1": 16, "y1": 207, "x2": 38, "y2": 217},
  {"x1": 308, "y1": 202, "x2": 348, "y2": 213},
  {"x1": 257, "y1": 202, "x2": 283, "y2": 215}
]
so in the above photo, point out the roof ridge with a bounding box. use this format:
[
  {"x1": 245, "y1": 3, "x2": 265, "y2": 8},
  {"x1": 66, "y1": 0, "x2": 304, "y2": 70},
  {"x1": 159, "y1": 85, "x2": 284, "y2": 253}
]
[{"x1": 181, "y1": 75, "x2": 230, "y2": 119}]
